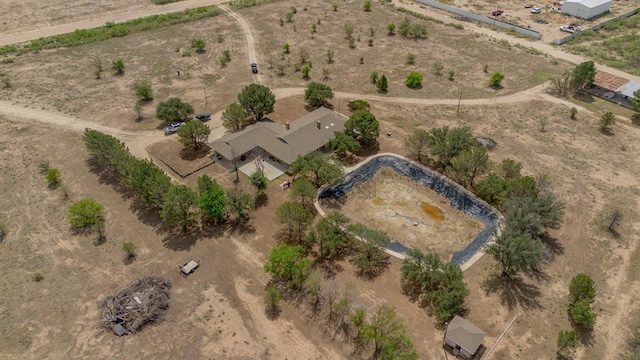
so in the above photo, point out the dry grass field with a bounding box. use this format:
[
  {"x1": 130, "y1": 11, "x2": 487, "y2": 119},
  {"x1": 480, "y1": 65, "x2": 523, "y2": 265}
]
[
  {"x1": 241, "y1": 0, "x2": 568, "y2": 98},
  {"x1": 0, "y1": 0, "x2": 640, "y2": 359}
]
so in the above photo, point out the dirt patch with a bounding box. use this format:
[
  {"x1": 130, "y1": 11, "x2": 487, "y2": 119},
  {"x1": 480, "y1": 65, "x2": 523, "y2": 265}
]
[
  {"x1": 322, "y1": 167, "x2": 482, "y2": 261},
  {"x1": 147, "y1": 138, "x2": 215, "y2": 178}
]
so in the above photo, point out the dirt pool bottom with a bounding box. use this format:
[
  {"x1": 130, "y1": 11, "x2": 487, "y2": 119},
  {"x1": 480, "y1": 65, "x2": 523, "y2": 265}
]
[
  {"x1": 321, "y1": 168, "x2": 482, "y2": 262},
  {"x1": 318, "y1": 154, "x2": 500, "y2": 266}
]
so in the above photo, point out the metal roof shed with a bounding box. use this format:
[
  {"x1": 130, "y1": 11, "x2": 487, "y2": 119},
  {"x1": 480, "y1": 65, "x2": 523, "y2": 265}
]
[
  {"x1": 615, "y1": 80, "x2": 640, "y2": 99},
  {"x1": 562, "y1": 0, "x2": 612, "y2": 19},
  {"x1": 445, "y1": 316, "x2": 487, "y2": 359}
]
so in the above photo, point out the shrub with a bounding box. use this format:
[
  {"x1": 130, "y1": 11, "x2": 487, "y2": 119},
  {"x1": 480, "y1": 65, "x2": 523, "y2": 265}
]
[
  {"x1": 192, "y1": 38, "x2": 206, "y2": 52},
  {"x1": 46, "y1": 168, "x2": 61, "y2": 188},
  {"x1": 348, "y1": 100, "x2": 370, "y2": 112},
  {"x1": 406, "y1": 53, "x2": 415, "y2": 65},
  {"x1": 405, "y1": 72, "x2": 423, "y2": 88},
  {"x1": 370, "y1": 71, "x2": 378, "y2": 83},
  {"x1": 133, "y1": 79, "x2": 153, "y2": 101},
  {"x1": 32, "y1": 272, "x2": 44, "y2": 282},
  {"x1": 111, "y1": 59, "x2": 125, "y2": 75},
  {"x1": 489, "y1": 71, "x2": 505, "y2": 87}
]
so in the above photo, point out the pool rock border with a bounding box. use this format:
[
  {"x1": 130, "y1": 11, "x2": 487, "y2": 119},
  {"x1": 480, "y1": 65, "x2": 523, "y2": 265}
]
[{"x1": 315, "y1": 153, "x2": 502, "y2": 270}]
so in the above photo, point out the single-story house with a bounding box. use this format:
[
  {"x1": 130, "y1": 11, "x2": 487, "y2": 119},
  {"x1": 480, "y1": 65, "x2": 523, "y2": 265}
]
[
  {"x1": 562, "y1": 0, "x2": 612, "y2": 19},
  {"x1": 445, "y1": 316, "x2": 487, "y2": 359},
  {"x1": 587, "y1": 71, "x2": 637, "y2": 109},
  {"x1": 208, "y1": 107, "x2": 348, "y2": 167}
]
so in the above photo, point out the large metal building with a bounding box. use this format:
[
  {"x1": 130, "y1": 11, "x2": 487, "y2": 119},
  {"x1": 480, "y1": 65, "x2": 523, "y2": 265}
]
[{"x1": 562, "y1": 0, "x2": 612, "y2": 19}]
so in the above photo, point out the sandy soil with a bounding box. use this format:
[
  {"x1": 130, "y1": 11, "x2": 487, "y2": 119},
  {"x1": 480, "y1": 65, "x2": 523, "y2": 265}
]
[{"x1": 322, "y1": 167, "x2": 482, "y2": 261}]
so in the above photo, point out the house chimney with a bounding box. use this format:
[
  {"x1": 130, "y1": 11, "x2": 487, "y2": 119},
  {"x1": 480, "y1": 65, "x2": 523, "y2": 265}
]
[
  {"x1": 316, "y1": 120, "x2": 321, "y2": 129},
  {"x1": 285, "y1": 122, "x2": 290, "y2": 130}
]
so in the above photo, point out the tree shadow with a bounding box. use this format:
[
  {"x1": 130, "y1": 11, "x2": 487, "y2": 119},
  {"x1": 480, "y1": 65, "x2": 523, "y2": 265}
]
[
  {"x1": 490, "y1": 84, "x2": 504, "y2": 91},
  {"x1": 599, "y1": 128, "x2": 615, "y2": 136},
  {"x1": 129, "y1": 197, "x2": 165, "y2": 229},
  {"x1": 573, "y1": 321, "x2": 596, "y2": 347},
  {"x1": 255, "y1": 192, "x2": 269, "y2": 208},
  {"x1": 540, "y1": 232, "x2": 565, "y2": 262},
  {"x1": 179, "y1": 145, "x2": 211, "y2": 161},
  {"x1": 631, "y1": 114, "x2": 640, "y2": 126},
  {"x1": 355, "y1": 143, "x2": 380, "y2": 158},
  {"x1": 85, "y1": 159, "x2": 135, "y2": 200},
  {"x1": 227, "y1": 220, "x2": 256, "y2": 236},
  {"x1": 482, "y1": 274, "x2": 543, "y2": 311},
  {"x1": 572, "y1": 91, "x2": 594, "y2": 104},
  {"x1": 265, "y1": 305, "x2": 281, "y2": 320},
  {"x1": 161, "y1": 229, "x2": 202, "y2": 251},
  {"x1": 123, "y1": 254, "x2": 136, "y2": 265}
]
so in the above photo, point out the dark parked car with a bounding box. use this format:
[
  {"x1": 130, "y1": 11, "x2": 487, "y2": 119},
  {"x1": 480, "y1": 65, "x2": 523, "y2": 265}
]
[
  {"x1": 194, "y1": 113, "x2": 211, "y2": 122},
  {"x1": 491, "y1": 9, "x2": 504, "y2": 16},
  {"x1": 536, "y1": 18, "x2": 549, "y2": 24},
  {"x1": 163, "y1": 122, "x2": 186, "y2": 135},
  {"x1": 250, "y1": 63, "x2": 258, "y2": 74}
]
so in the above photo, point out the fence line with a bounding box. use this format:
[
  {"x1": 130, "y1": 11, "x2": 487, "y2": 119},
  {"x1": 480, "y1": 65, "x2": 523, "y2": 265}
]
[
  {"x1": 553, "y1": 8, "x2": 639, "y2": 45},
  {"x1": 412, "y1": 0, "x2": 542, "y2": 39}
]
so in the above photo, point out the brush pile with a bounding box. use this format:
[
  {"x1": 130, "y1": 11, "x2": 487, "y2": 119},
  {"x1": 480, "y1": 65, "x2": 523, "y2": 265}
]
[{"x1": 100, "y1": 276, "x2": 172, "y2": 335}]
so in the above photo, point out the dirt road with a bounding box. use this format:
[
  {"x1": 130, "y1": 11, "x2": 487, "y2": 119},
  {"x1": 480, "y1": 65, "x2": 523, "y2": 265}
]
[
  {"x1": 0, "y1": 0, "x2": 226, "y2": 46},
  {"x1": 216, "y1": 4, "x2": 262, "y2": 84}
]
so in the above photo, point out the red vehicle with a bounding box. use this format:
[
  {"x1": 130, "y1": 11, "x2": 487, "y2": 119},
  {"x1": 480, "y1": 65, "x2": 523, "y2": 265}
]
[{"x1": 491, "y1": 9, "x2": 504, "y2": 16}]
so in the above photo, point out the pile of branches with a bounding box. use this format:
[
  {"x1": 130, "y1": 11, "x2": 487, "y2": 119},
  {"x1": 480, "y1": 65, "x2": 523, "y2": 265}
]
[{"x1": 100, "y1": 276, "x2": 172, "y2": 335}]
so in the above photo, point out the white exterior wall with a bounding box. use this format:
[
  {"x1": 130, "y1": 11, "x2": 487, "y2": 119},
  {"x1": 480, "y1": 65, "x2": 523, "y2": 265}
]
[{"x1": 562, "y1": 1, "x2": 611, "y2": 19}]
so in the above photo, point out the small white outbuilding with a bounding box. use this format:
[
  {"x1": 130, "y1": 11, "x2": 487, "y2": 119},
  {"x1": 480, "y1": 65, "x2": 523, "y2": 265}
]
[{"x1": 562, "y1": 0, "x2": 612, "y2": 19}]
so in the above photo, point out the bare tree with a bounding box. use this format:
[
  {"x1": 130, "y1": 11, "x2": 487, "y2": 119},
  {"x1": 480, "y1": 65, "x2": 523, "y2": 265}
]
[{"x1": 606, "y1": 207, "x2": 623, "y2": 236}]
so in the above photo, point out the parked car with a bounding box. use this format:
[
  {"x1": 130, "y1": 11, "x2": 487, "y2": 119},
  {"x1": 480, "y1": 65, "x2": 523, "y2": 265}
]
[
  {"x1": 560, "y1": 25, "x2": 575, "y2": 33},
  {"x1": 531, "y1": 6, "x2": 542, "y2": 13},
  {"x1": 194, "y1": 113, "x2": 211, "y2": 122},
  {"x1": 524, "y1": 4, "x2": 534, "y2": 8},
  {"x1": 163, "y1": 122, "x2": 186, "y2": 134},
  {"x1": 250, "y1": 62, "x2": 258, "y2": 74},
  {"x1": 491, "y1": 9, "x2": 504, "y2": 16},
  {"x1": 536, "y1": 18, "x2": 549, "y2": 24}
]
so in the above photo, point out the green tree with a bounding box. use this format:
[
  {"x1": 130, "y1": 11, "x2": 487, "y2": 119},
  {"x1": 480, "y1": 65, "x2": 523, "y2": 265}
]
[
  {"x1": 557, "y1": 329, "x2": 578, "y2": 354},
  {"x1": 122, "y1": 242, "x2": 136, "y2": 260},
  {"x1": 290, "y1": 152, "x2": 344, "y2": 187},
  {"x1": 46, "y1": 168, "x2": 61, "y2": 188},
  {"x1": 264, "y1": 243, "x2": 312, "y2": 289},
  {"x1": 250, "y1": 169, "x2": 268, "y2": 193},
  {"x1": 111, "y1": 58, "x2": 125, "y2": 75},
  {"x1": 156, "y1": 97, "x2": 194, "y2": 123},
  {"x1": 192, "y1": 38, "x2": 206, "y2": 53},
  {"x1": 160, "y1": 185, "x2": 199, "y2": 232},
  {"x1": 348, "y1": 223, "x2": 391, "y2": 278},
  {"x1": 290, "y1": 178, "x2": 316, "y2": 209},
  {"x1": 264, "y1": 284, "x2": 283, "y2": 313},
  {"x1": 304, "y1": 82, "x2": 334, "y2": 107},
  {"x1": 486, "y1": 226, "x2": 542, "y2": 278},
  {"x1": 177, "y1": 121, "x2": 211, "y2": 150},
  {"x1": 504, "y1": 193, "x2": 565, "y2": 240},
  {"x1": 405, "y1": 72, "x2": 423, "y2": 89},
  {"x1": 377, "y1": 74, "x2": 388, "y2": 92},
  {"x1": 476, "y1": 172, "x2": 510, "y2": 208},
  {"x1": 301, "y1": 64, "x2": 311, "y2": 79},
  {"x1": 68, "y1": 198, "x2": 105, "y2": 232},
  {"x1": 569, "y1": 273, "x2": 596, "y2": 304},
  {"x1": 572, "y1": 61, "x2": 596, "y2": 90},
  {"x1": 306, "y1": 211, "x2": 351, "y2": 260},
  {"x1": 599, "y1": 111, "x2": 616, "y2": 132},
  {"x1": 275, "y1": 201, "x2": 314, "y2": 244},
  {"x1": 570, "y1": 106, "x2": 578, "y2": 119},
  {"x1": 632, "y1": 89, "x2": 640, "y2": 113},
  {"x1": 133, "y1": 79, "x2": 153, "y2": 101},
  {"x1": 197, "y1": 175, "x2": 227, "y2": 222},
  {"x1": 489, "y1": 71, "x2": 505, "y2": 87},
  {"x1": 499, "y1": 158, "x2": 523, "y2": 180},
  {"x1": 345, "y1": 110, "x2": 380, "y2": 146},
  {"x1": 360, "y1": 305, "x2": 419, "y2": 359},
  {"x1": 328, "y1": 131, "x2": 360, "y2": 159},
  {"x1": 426, "y1": 125, "x2": 476, "y2": 169},
  {"x1": 221, "y1": 102, "x2": 248, "y2": 130},
  {"x1": 82, "y1": 129, "x2": 130, "y2": 173},
  {"x1": 125, "y1": 158, "x2": 172, "y2": 207},
  {"x1": 237, "y1": 84, "x2": 276, "y2": 121},
  {"x1": 569, "y1": 300, "x2": 597, "y2": 329},
  {"x1": 224, "y1": 188, "x2": 255, "y2": 222},
  {"x1": 448, "y1": 147, "x2": 490, "y2": 189},
  {"x1": 370, "y1": 71, "x2": 379, "y2": 84},
  {"x1": 404, "y1": 128, "x2": 430, "y2": 164},
  {"x1": 363, "y1": 0, "x2": 371, "y2": 11},
  {"x1": 387, "y1": 23, "x2": 396, "y2": 35}
]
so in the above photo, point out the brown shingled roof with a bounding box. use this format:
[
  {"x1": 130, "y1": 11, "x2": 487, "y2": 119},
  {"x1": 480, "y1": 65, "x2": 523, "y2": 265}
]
[{"x1": 593, "y1": 71, "x2": 629, "y2": 91}]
